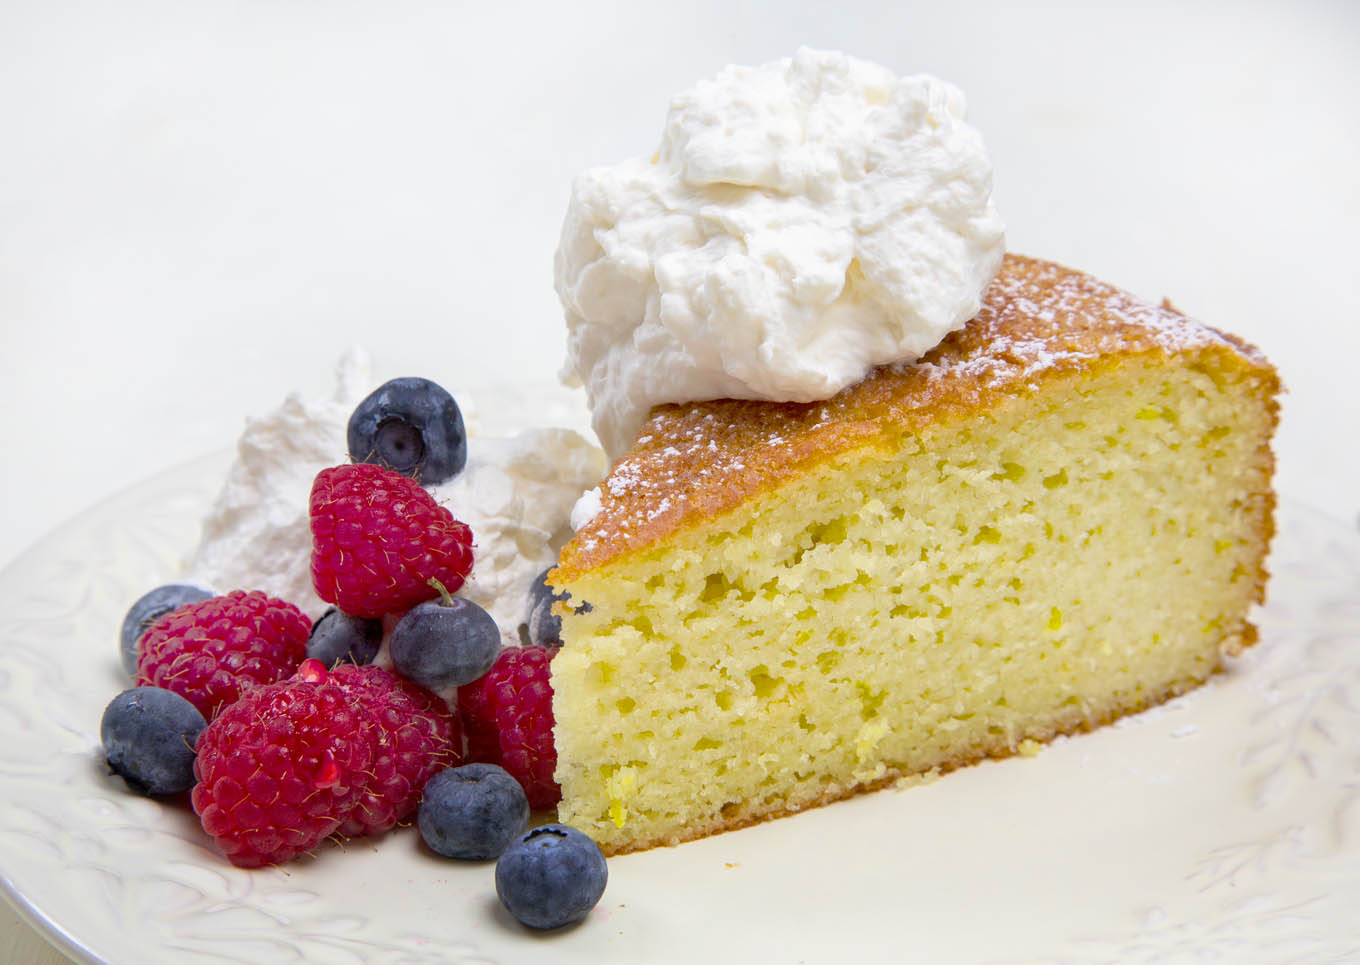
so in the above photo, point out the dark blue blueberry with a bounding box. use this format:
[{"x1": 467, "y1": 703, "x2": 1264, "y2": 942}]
[
  {"x1": 523, "y1": 566, "x2": 590, "y2": 647},
  {"x1": 527, "y1": 566, "x2": 558, "y2": 617},
  {"x1": 306, "y1": 607, "x2": 382, "y2": 668},
  {"x1": 525, "y1": 592, "x2": 562, "y2": 647},
  {"x1": 119, "y1": 583, "x2": 214, "y2": 676},
  {"x1": 389, "y1": 597, "x2": 500, "y2": 690},
  {"x1": 418, "y1": 763, "x2": 530, "y2": 860},
  {"x1": 100, "y1": 687, "x2": 207, "y2": 796},
  {"x1": 347, "y1": 377, "x2": 467, "y2": 485},
  {"x1": 495, "y1": 824, "x2": 608, "y2": 929}
]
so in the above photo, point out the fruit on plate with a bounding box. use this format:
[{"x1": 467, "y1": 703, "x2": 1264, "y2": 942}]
[
  {"x1": 309, "y1": 462, "x2": 474, "y2": 618},
  {"x1": 136, "y1": 590, "x2": 310, "y2": 719}
]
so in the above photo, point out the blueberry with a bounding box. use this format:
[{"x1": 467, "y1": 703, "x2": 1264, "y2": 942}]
[
  {"x1": 390, "y1": 596, "x2": 500, "y2": 690},
  {"x1": 119, "y1": 583, "x2": 214, "y2": 676},
  {"x1": 347, "y1": 377, "x2": 467, "y2": 485},
  {"x1": 418, "y1": 764, "x2": 530, "y2": 860},
  {"x1": 525, "y1": 593, "x2": 562, "y2": 647},
  {"x1": 495, "y1": 824, "x2": 608, "y2": 929},
  {"x1": 306, "y1": 607, "x2": 382, "y2": 668},
  {"x1": 100, "y1": 687, "x2": 207, "y2": 796},
  {"x1": 527, "y1": 566, "x2": 558, "y2": 616},
  {"x1": 523, "y1": 566, "x2": 590, "y2": 647}
]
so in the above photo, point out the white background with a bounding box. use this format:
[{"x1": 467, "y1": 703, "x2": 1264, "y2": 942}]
[{"x1": 2, "y1": 1, "x2": 1357, "y2": 960}]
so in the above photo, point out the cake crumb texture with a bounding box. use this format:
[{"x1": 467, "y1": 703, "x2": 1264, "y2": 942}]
[{"x1": 551, "y1": 254, "x2": 1279, "y2": 855}]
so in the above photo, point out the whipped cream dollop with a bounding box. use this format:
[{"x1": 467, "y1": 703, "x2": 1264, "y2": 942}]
[
  {"x1": 186, "y1": 351, "x2": 606, "y2": 644},
  {"x1": 555, "y1": 47, "x2": 1005, "y2": 458},
  {"x1": 569, "y1": 485, "x2": 604, "y2": 531}
]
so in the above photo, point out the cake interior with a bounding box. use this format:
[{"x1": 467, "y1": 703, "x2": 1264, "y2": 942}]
[{"x1": 552, "y1": 349, "x2": 1275, "y2": 854}]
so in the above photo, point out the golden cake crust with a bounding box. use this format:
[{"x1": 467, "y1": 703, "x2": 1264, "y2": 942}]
[{"x1": 555, "y1": 254, "x2": 1280, "y2": 584}]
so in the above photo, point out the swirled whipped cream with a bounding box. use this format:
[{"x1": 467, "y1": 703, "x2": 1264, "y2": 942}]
[
  {"x1": 555, "y1": 48, "x2": 1005, "y2": 458},
  {"x1": 185, "y1": 350, "x2": 606, "y2": 643}
]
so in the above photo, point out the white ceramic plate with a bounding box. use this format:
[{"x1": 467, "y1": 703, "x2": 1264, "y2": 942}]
[{"x1": 1, "y1": 456, "x2": 1356, "y2": 964}]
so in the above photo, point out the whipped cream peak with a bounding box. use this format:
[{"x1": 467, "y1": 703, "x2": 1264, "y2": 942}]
[
  {"x1": 556, "y1": 47, "x2": 1005, "y2": 458},
  {"x1": 333, "y1": 344, "x2": 373, "y2": 406}
]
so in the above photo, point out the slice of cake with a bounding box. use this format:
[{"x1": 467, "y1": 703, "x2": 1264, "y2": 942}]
[{"x1": 548, "y1": 254, "x2": 1279, "y2": 855}]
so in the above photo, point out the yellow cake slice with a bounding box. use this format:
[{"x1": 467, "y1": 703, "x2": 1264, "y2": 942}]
[{"x1": 548, "y1": 254, "x2": 1279, "y2": 855}]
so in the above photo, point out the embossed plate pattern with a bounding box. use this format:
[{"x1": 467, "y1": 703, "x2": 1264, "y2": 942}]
[{"x1": 1, "y1": 455, "x2": 1357, "y2": 963}]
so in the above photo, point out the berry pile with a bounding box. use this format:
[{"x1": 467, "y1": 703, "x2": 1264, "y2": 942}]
[{"x1": 100, "y1": 376, "x2": 605, "y2": 930}]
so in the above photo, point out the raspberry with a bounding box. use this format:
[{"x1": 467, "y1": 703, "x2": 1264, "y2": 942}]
[
  {"x1": 191, "y1": 671, "x2": 377, "y2": 867},
  {"x1": 309, "y1": 463, "x2": 474, "y2": 618},
  {"x1": 329, "y1": 664, "x2": 464, "y2": 836},
  {"x1": 458, "y1": 646, "x2": 560, "y2": 810},
  {"x1": 137, "y1": 590, "x2": 310, "y2": 719}
]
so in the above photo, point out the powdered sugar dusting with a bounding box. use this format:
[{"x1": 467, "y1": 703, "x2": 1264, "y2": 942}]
[
  {"x1": 907, "y1": 255, "x2": 1238, "y2": 388},
  {"x1": 556, "y1": 254, "x2": 1271, "y2": 578}
]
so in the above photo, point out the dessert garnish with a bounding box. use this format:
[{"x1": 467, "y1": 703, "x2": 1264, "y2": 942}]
[
  {"x1": 190, "y1": 660, "x2": 382, "y2": 867},
  {"x1": 389, "y1": 580, "x2": 502, "y2": 690},
  {"x1": 136, "y1": 589, "x2": 310, "y2": 719},
  {"x1": 100, "y1": 687, "x2": 206, "y2": 796},
  {"x1": 305, "y1": 606, "x2": 383, "y2": 668},
  {"x1": 556, "y1": 47, "x2": 1005, "y2": 457},
  {"x1": 106, "y1": 374, "x2": 607, "y2": 930},
  {"x1": 308, "y1": 462, "x2": 474, "y2": 617},
  {"x1": 117, "y1": 582, "x2": 213, "y2": 675},
  {"x1": 494, "y1": 825, "x2": 609, "y2": 930},
  {"x1": 328, "y1": 663, "x2": 463, "y2": 837},
  {"x1": 458, "y1": 645, "x2": 562, "y2": 810},
  {"x1": 418, "y1": 762, "x2": 531, "y2": 860},
  {"x1": 523, "y1": 564, "x2": 589, "y2": 647},
  {"x1": 347, "y1": 376, "x2": 469, "y2": 484}
]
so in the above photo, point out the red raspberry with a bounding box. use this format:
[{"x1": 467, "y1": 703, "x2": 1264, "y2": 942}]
[
  {"x1": 328, "y1": 664, "x2": 463, "y2": 836},
  {"x1": 191, "y1": 670, "x2": 377, "y2": 867},
  {"x1": 137, "y1": 590, "x2": 310, "y2": 719},
  {"x1": 458, "y1": 646, "x2": 560, "y2": 810},
  {"x1": 309, "y1": 463, "x2": 474, "y2": 618}
]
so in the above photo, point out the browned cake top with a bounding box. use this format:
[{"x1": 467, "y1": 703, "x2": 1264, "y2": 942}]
[{"x1": 554, "y1": 254, "x2": 1274, "y2": 581}]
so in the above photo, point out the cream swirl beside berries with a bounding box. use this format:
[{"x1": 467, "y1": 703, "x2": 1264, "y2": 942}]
[{"x1": 186, "y1": 350, "x2": 606, "y2": 644}]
